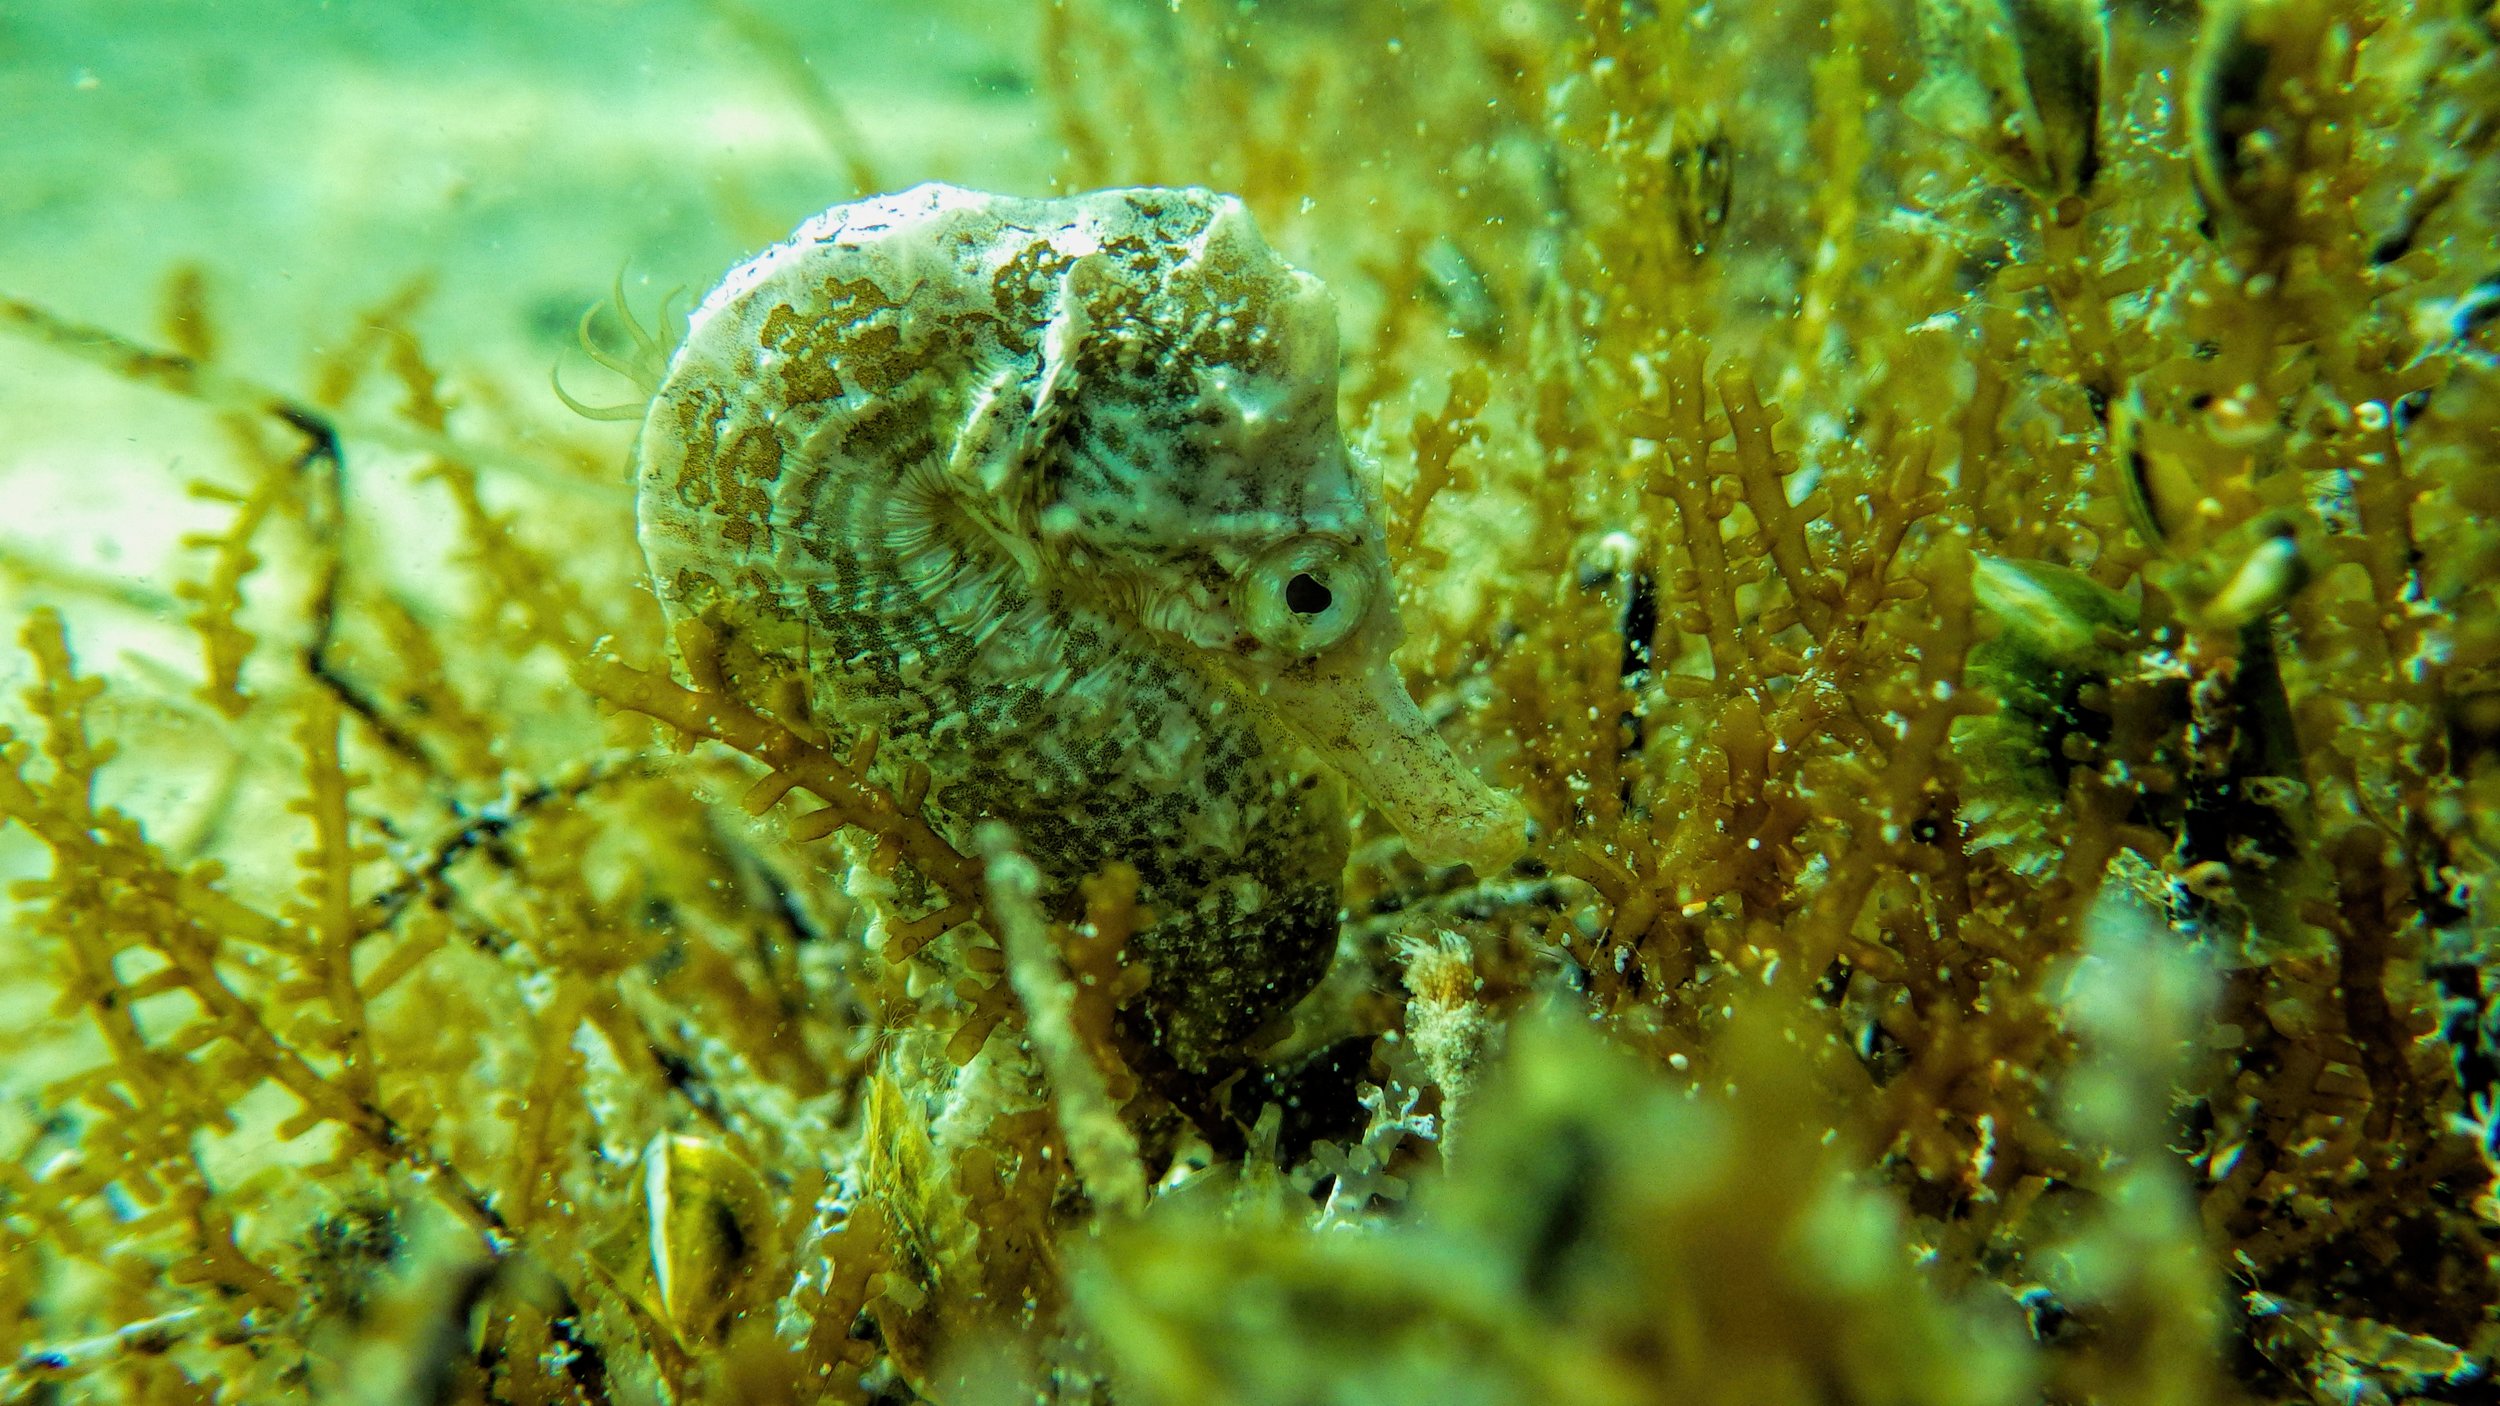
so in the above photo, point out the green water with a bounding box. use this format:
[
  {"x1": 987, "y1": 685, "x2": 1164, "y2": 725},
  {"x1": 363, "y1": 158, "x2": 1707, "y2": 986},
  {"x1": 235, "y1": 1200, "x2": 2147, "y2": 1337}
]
[{"x1": 3, "y1": 1, "x2": 1049, "y2": 388}]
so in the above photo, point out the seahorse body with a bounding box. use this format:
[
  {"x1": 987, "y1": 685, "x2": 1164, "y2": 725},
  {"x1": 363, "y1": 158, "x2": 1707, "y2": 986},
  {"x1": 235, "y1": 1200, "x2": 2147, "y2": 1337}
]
[{"x1": 635, "y1": 183, "x2": 1519, "y2": 1071}]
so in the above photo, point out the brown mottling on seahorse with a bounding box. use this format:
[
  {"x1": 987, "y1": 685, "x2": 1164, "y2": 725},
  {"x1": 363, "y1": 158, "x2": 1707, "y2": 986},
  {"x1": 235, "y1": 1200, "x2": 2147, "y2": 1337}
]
[
  {"x1": 711, "y1": 422, "x2": 787, "y2": 551},
  {"x1": 670, "y1": 386, "x2": 730, "y2": 511},
  {"x1": 757, "y1": 303, "x2": 848, "y2": 407}
]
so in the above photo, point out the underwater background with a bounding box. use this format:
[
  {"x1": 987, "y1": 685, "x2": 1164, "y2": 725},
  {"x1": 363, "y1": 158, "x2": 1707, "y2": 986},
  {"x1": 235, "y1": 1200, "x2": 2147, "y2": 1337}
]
[{"x1": 4, "y1": 0, "x2": 2499, "y2": 1401}]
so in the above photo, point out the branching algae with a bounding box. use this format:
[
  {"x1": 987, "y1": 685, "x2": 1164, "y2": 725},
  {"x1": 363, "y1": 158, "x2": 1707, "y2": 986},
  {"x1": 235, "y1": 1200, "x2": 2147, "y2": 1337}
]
[{"x1": 3, "y1": 0, "x2": 2499, "y2": 1403}]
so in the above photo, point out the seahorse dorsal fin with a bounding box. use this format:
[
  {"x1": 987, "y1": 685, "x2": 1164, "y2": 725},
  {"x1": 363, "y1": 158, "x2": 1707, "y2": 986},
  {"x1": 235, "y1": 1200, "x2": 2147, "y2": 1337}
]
[
  {"x1": 938, "y1": 366, "x2": 1053, "y2": 588},
  {"x1": 945, "y1": 252, "x2": 1095, "y2": 553},
  {"x1": 948, "y1": 361, "x2": 1031, "y2": 499},
  {"x1": 1028, "y1": 253, "x2": 1092, "y2": 452}
]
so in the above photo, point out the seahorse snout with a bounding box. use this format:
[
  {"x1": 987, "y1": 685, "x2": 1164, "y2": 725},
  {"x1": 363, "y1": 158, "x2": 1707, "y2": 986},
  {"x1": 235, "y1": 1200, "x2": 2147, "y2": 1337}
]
[{"x1": 1243, "y1": 612, "x2": 1527, "y2": 875}]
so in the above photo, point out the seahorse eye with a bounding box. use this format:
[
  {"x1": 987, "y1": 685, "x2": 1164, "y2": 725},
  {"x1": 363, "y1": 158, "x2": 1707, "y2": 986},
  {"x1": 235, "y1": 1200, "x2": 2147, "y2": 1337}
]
[{"x1": 1242, "y1": 537, "x2": 1372, "y2": 656}]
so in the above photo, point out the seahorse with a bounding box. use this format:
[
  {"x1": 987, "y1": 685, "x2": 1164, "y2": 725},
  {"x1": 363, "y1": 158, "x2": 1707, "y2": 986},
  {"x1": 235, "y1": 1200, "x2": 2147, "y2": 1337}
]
[{"x1": 633, "y1": 183, "x2": 1521, "y2": 1076}]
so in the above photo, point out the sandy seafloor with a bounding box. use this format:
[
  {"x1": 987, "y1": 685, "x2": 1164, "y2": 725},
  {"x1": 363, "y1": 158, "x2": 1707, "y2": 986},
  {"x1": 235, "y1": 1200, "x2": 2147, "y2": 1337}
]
[
  {"x1": 0, "y1": 0, "x2": 1056, "y2": 621},
  {"x1": 0, "y1": 0, "x2": 1063, "y2": 1148},
  {"x1": 0, "y1": 0, "x2": 1069, "y2": 759}
]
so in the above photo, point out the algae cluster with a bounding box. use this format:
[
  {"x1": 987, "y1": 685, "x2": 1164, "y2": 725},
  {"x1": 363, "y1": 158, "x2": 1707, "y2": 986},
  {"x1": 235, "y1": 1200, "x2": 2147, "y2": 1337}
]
[{"x1": 3, "y1": 0, "x2": 2498, "y2": 1402}]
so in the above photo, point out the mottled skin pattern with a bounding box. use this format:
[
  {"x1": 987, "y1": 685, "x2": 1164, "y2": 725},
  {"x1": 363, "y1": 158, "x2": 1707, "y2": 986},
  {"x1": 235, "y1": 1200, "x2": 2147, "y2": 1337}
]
[{"x1": 636, "y1": 185, "x2": 1401, "y2": 1071}]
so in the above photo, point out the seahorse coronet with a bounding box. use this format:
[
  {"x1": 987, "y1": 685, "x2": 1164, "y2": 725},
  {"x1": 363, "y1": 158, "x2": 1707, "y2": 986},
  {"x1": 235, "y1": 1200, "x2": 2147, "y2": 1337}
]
[{"x1": 633, "y1": 181, "x2": 1525, "y2": 1072}]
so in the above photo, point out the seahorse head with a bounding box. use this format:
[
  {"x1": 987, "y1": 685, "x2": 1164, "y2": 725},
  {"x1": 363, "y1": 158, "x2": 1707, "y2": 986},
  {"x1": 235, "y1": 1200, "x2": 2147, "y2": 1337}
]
[{"x1": 982, "y1": 187, "x2": 1521, "y2": 874}]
